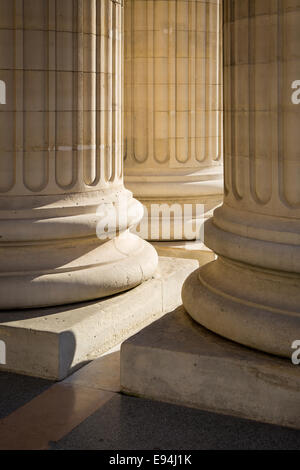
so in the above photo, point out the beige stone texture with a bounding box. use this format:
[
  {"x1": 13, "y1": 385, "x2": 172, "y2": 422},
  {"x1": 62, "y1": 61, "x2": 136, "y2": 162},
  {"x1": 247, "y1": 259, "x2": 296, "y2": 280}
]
[
  {"x1": 0, "y1": 0, "x2": 158, "y2": 309},
  {"x1": 123, "y1": 0, "x2": 223, "y2": 244},
  {"x1": 151, "y1": 240, "x2": 215, "y2": 265},
  {"x1": 121, "y1": 307, "x2": 300, "y2": 430},
  {"x1": 182, "y1": 0, "x2": 300, "y2": 358},
  {"x1": 0, "y1": 257, "x2": 198, "y2": 380}
]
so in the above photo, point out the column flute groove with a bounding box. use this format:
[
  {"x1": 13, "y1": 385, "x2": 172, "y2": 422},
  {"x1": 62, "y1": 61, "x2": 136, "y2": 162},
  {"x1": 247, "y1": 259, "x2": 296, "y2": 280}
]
[{"x1": 124, "y1": 0, "x2": 223, "y2": 244}]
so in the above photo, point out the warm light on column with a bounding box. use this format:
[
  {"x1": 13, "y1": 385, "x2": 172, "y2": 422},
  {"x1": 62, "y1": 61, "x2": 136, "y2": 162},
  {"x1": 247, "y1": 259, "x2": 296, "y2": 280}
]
[
  {"x1": 124, "y1": 0, "x2": 223, "y2": 242},
  {"x1": 0, "y1": 0, "x2": 157, "y2": 309},
  {"x1": 182, "y1": 0, "x2": 300, "y2": 358}
]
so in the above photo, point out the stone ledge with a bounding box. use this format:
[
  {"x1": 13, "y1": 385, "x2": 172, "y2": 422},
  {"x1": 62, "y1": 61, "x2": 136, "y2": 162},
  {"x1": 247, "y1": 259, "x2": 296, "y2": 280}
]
[
  {"x1": 121, "y1": 306, "x2": 300, "y2": 430},
  {"x1": 0, "y1": 257, "x2": 198, "y2": 381}
]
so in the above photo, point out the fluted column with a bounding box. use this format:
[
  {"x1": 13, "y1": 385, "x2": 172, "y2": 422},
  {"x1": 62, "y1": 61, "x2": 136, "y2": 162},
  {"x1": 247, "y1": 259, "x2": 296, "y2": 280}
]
[
  {"x1": 183, "y1": 0, "x2": 300, "y2": 357},
  {"x1": 0, "y1": 0, "x2": 157, "y2": 309},
  {"x1": 124, "y1": 0, "x2": 223, "y2": 241}
]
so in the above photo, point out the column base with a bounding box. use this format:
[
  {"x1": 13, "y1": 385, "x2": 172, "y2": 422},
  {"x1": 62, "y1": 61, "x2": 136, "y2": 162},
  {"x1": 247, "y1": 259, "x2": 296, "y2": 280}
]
[
  {"x1": 0, "y1": 257, "x2": 197, "y2": 380},
  {"x1": 121, "y1": 307, "x2": 300, "y2": 430},
  {"x1": 0, "y1": 188, "x2": 159, "y2": 309},
  {"x1": 126, "y1": 167, "x2": 223, "y2": 241},
  {"x1": 0, "y1": 232, "x2": 158, "y2": 310}
]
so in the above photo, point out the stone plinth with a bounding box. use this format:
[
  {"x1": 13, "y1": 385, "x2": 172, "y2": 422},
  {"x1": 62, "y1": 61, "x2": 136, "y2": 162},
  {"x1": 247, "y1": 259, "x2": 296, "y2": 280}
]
[
  {"x1": 0, "y1": 257, "x2": 197, "y2": 380},
  {"x1": 121, "y1": 307, "x2": 300, "y2": 430},
  {"x1": 151, "y1": 240, "x2": 215, "y2": 266}
]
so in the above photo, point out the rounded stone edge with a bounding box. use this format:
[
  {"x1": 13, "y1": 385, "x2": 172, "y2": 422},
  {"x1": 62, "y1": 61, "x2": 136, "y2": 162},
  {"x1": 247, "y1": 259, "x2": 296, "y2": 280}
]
[{"x1": 0, "y1": 233, "x2": 158, "y2": 310}]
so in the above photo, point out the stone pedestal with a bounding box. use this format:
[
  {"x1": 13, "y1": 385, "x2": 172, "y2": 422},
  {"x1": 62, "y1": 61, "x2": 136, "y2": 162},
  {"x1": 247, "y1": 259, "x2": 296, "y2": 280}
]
[
  {"x1": 182, "y1": 0, "x2": 300, "y2": 357},
  {"x1": 124, "y1": 0, "x2": 223, "y2": 255},
  {"x1": 0, "y1": 258, "x2": 197, "y2": 380},
  {"x1": 121, "y1": 307, "x2": 300, "y2": 430},
  {"x1": 151, "y1": 240, "x2": 215, "y2": 266},
  {"x1": 0, "y1": 0, "x2": 157, "y2": 309}
]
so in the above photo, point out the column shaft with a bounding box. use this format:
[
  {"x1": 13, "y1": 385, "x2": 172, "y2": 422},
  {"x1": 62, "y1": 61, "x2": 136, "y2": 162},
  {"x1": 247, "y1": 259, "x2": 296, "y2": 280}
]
[
  {"x1": 182, "y1": 0, "x2": 300, "y2": 357},
  {"x1": 124, "y1": 0, "x2": 223, "y2": 241}
]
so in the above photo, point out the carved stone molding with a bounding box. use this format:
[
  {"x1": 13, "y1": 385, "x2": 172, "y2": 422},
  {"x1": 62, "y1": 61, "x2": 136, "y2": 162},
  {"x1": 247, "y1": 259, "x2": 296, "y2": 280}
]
[{"x1": 182, "y1": 0, "x2": 300, "y2": 357}]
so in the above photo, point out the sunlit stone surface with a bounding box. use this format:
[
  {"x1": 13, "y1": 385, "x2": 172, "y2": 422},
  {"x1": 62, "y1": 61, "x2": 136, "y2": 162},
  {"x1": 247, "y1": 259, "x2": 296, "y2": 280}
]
[
  {"x1": 0, "y1": 0, "x2": 157, "y2": 309},
  {"x1": 182, "y1": 0, "x2": 300, "y2": 357},
  {"x1": 124, "y1": 0, "x2": 223, "y2": 243}
]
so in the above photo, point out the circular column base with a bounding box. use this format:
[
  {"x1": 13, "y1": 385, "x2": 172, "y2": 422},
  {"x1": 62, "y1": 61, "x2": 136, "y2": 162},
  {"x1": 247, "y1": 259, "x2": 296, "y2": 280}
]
[
  {"x1": 0, "y1": 232, "x2": 158, "y2": 310},
  {"x1": 182, "y1": 256, "x2": 300, "y2": 358},
  {"x1": 126, "y1": 167, "x2": 223, "y2": 241}
]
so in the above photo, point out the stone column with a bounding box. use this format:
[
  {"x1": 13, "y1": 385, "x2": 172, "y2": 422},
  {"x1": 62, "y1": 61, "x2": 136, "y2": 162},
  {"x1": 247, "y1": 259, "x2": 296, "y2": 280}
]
[
  {"x1": 123, "y1": 0, "x2": 223, "y2": 244},
  {"x1": 183, "y1": 0, "x2": 300, "y2": 357},
  {"x1": 0, "y1": 0, "x2": 157, "y2": 309}
]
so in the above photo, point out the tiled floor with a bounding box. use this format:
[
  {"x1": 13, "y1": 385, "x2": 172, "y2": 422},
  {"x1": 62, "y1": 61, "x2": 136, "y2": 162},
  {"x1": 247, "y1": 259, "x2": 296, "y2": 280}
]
[{"x1": 1, "y1": 346, "x2": 300, "y2": 450}]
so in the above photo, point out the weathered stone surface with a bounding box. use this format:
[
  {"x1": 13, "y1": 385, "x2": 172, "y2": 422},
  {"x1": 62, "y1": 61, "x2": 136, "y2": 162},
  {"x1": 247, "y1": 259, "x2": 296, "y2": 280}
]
[
  {"x1": 151, "y1": 241, "x2": 215, "y2": 265},
  {"x1": 121, "y1": 306, "x2": 300, "y2": 430}
]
